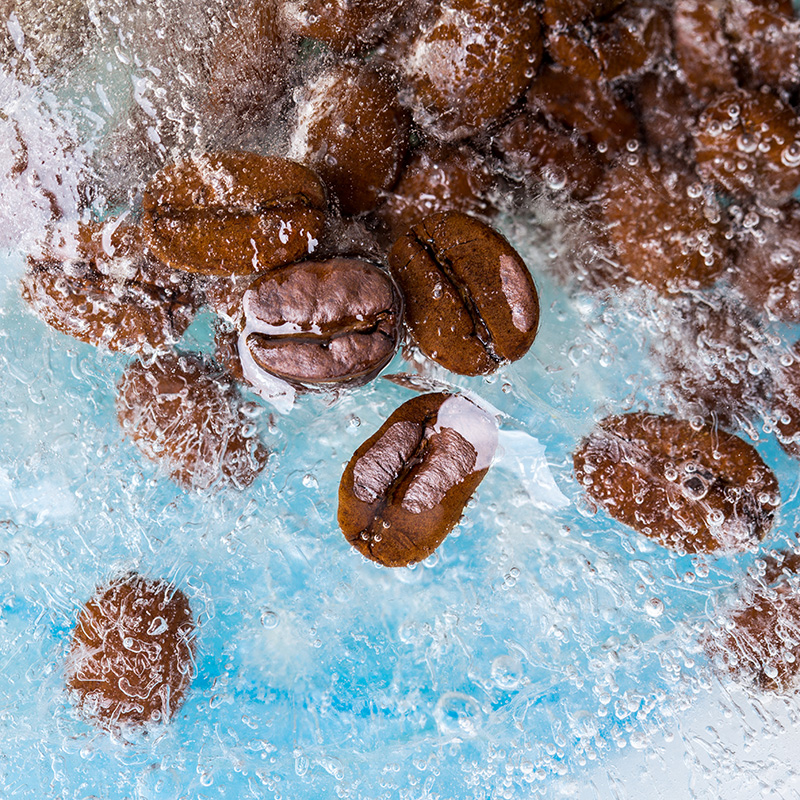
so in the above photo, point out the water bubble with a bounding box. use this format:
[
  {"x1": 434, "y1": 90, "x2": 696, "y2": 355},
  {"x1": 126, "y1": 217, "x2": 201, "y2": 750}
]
[
  {"x1": 0, "y1": 551, "x2": 10, "y2": 567},
  {"x1": 491, "y1": 654, "x2": 523, "y2": 690},
  {"x1": 432, "y1": 283, "x2": 443, "y2": 299},
  {"x1": 781, "y1": 143, "x2": 800, "y2": 168},
  {"x1": 260, "y1": 610, "x2": 279, "y2": 629},
  {"x1": 302, "y1": 473, "x2": 318, "y2": 489},
  {"x1": 644, "y1": 598, "x2": 664, "y2": 617}
]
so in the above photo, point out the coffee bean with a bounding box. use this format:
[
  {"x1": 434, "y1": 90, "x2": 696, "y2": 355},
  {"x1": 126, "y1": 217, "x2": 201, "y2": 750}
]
[
  {"x1": 493, "y1": 112, "x2": 605, "y2": 200},
  {"x1": 206, "y1": 0, "x2": 293, "y2": 134},
  {"x1": 547, "y1": 1, "x2": 670, "y2": 82},
  {"x1": 672, "y1": 0, "x2": 737, "y2": 105},
  {"x1": 116, "y1": 352, "x2": 268, "y2": 491},
  {"x1": 20, "y1": 220, "x2": 198, "y2": 353},
  {"x1": 389, "y1": 211, "x2": 539, "y2": 376},
  {"x1": 66, "y1": 573, "x2": 195, "y2": 729},
  {"x1": 239, "y1": 258, "x2": 403, "y2": 392},
  {"x1": 705, "y1": 552, "x2": 800, "y2": 692},
  {"x1": 279, "y1": 0, "x2": 399, "y2": 53},
  {"x1": 525, "y1": 61, "x2": 639, "y2": 157},
  {"x1": 732, "y1": 201, "x2": 800, "y2": 324},
  {"x1": 141, "y1": 151, "x2": 327, "y2": 277},
  {"x1": 694, "y1": 89, "x2": 800, "y2": 205},
  {"x1": 377, "y1": 142, "x2": 496, "y2": 240},
  {"x1": 338, "y1": 392, "x2": 498, "y2": 567},
  {"x1": 573, "y1": 412, "x2": 780, "y2": 554},
  {"x1": 288, "y1": 63, "x2": 408, "y2": 216},
  {"x1": 598, "y1": 157, "x2": 729, "y2": 292},
  {"x1": 400, "y1": 0, "x2": 543, "y2": 140}
]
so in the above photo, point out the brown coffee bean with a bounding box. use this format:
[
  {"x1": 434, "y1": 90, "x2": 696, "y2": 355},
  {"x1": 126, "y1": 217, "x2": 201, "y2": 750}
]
[
  {"x1": 141, "y1": 151, "x2": 327, "y2": 277},
  {"x1": 541, "y1": 0, "x2": 625, "y2": 29},
  {"x1": 705, "y1": 552, "x2": 800, "y2": 692},
  {"x1": 493, "y1": 112, "x2": 606, "y2": 201},
  {"x1": 279, "y1": 0, "x2": 398, "y2": 53},
  {"x1": 338, "y1": 392, "x2": 498, "y2": 567},
  {"x1": 767, "y1": 342, "x2": 800, "y2": 458},
  {"x1": 20, "y1": 220, "x2": 198, "y2": 353},
  {"x1": 206, "y1": 0, "x2": 294, "y2": 133},
  {"x1": 673, "y1": 0, "x2": 738, "y2": 105},
  {"x1": 239, "y1": 258, "x2": 403, "y2": 393},
  {"x1": 66, "y1": 573, "x2": 195, "y2": 729},
  {"x1": 694, "y1": 89, "x2": 800, "y2": 205},
  {"x1": 389, "y1": 211, "x2": 539, "y2": 376},
  {"x1": 116, "y1": 352, "x2": 268, "y2": 491},
  {"x1": 526, "y1": 61, "x2": 639, "y2": 156},
  {"x1": 377, "y1": 143, "x2": 497, "y2": 240},
  {"x1": 401, "y1": 0, "x2": 543, "y2": 140},
  {"x1": 650, "y1": 294, "x2": 771, "y2": 428},
  {"x1": 630, "y1": 69, "x2": 698, "y2": 162},
  {"x1": 573, "y1": 412, "x2": 780, "y2": 554},
  {"x1": 598, "y1": 158, "x2": 729, "y2": 292},
  {"x1": 288, "y1": 63, "x2": 408, "y2": 216},
  {"x1": 732, "y1": 201, "x2": 800, "y2": 324},
  {"x1": 547, "y1": 1, "x2": 670, "y2": 82}
]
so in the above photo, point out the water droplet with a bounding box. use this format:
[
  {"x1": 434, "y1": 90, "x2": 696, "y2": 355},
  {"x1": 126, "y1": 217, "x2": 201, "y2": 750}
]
[
  {"x1": 260, "y1": 610, "x2": 279, "y2": 629},
  {"x1": 432, "y1": 283, "x2": 443, "y2": 299},
  {"x1": 302, "y1": 473, "x2": 318, "y2": 488},
  {"x1": 644, "y1": 598, "x2": 664, "y2": 617},
  {"x1": 0, "y1": 551, "x2": 10, "y2": 567}
]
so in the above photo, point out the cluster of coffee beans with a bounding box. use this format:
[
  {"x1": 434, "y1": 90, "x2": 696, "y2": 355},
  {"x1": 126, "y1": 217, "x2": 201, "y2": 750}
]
[{"x1": 13, "y1": 0, "x2": 800, "y2": 727}]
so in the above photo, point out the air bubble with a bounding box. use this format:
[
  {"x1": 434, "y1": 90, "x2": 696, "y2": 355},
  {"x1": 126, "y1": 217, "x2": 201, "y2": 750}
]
[
  {"x1": 260, "y1": 610, "x2": 278, "y2": 629},
  {"x1": 644, "y1": 598, "x2": 664, "y2": 617}
]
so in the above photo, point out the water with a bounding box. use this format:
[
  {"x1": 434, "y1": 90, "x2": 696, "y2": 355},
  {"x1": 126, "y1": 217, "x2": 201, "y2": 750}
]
[{"x1": 5, "y1": 6, "x2": 800, "y2": 799}]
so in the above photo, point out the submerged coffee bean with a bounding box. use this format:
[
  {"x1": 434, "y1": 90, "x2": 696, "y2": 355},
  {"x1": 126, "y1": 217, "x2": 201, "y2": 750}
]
[
  {"x1": 66, "y1": 573, "x2": 195, "y2": 729},
  {"x1": 705, "y1": 552, "x2": 800, "y2": 692},
  {"x1": 21, "y1": 220, "x2": 198, "y2": 354},
  {"x1": 141, "y1": 151, "x2": 326, "y2": 277},
  {"x1": 116, "y1": 352, "x2": 268, "y2": 491},
  {"x1": 573, "y1": 412, "x2": 780, "y2": 554},
  {"x1": 388, "y1": 211, "x2": 539, "y2": 376},
  {"x1": 239, "y1": 258, "x2": 403, "y2": 395},
  {"x1": 338, "y1": 392, "x2": 498, "y2": 567}
]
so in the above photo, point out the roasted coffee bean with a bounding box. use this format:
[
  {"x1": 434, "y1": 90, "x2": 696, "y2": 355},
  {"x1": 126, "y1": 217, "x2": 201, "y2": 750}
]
[
  {"x1": 724, "y1": 0, "x2": 800, "y2": 94},
  {"x1": 650, "y1": 294, "x2": 771, "y2": 428},
  {"x1": 116, "y1": 352, "x2": 268, "y2": 490},
  {"x1": 389, "y1": 211, "x2": 539, "y2": 376},
  {"x1": 766, "y1": 342, "x2": 800, "y2": 458},
  {"x1": 141, "y1": 151, "x2": 326, "y2": 277},
  {"x1": 288, "y1": 63, "x2": 408, "y2": 216},
  {"x1": 493, "y1": 113, "x2": 606, "y2": 201},
  {"x1": 20, "y1": 220, "x2": 198, "y2": 353},
  {"x1": 547, "y1": 1, "x2": 670, "y2": 82},
  {"x1": 279, "y1": 0, "x2": 398, "y2": 53},
  {"x1": 672, "y1": 0, "x2": 737, "y2": 105},
  {"x1": 573, "y1": 412, "x2": 780, "y2": 554},
  {"x1": 705, "y1": 552, "x2": 800, "y2": 692},
  {"x1": 239, "y1": 258, "x2": 402, "y2": 396},
  {"x1": 338, "y1": 392, "x2": 498, "y2": 567},
  {"x1": 732, "y1": 201, "x2": 800, "y2": 324},
  {"x1": 206, "y1": 0, "x2": 294, "y2": 134},
  {"x1": 66, "y1": 573, "x2": 195, "y2": 729},
  {"x1": 598, "y1": 158, "x2": 728, "y2": 292},
  {"x1": 401, "y1": 0, "x2": 543, "y2": 141},
  {"x1": 631, "y1": 69, "x2": 698, "y2": 162},
  {"x1": 377, "y1": 143, "x2": 496, "y2": 240},
  {"x1": 541, "y1": 0, "x2": 625, "y2": 29},
  {"x1": 694, "y1": 89, "x2": 800, "y2": 205},
  {"x1": 525, "y1": 61, "x2": 639, "y2": 157}
]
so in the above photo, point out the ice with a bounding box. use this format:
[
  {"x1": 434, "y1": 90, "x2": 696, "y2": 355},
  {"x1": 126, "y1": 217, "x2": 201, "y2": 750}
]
[{"x1": 6, "y1": 5, "x2": 800, "y2": 800}]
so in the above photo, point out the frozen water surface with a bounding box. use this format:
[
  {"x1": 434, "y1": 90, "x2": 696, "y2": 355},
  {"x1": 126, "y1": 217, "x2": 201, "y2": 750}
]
[{"x1": 5, "y1": 4, "x2": 800, "y2": 799}]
